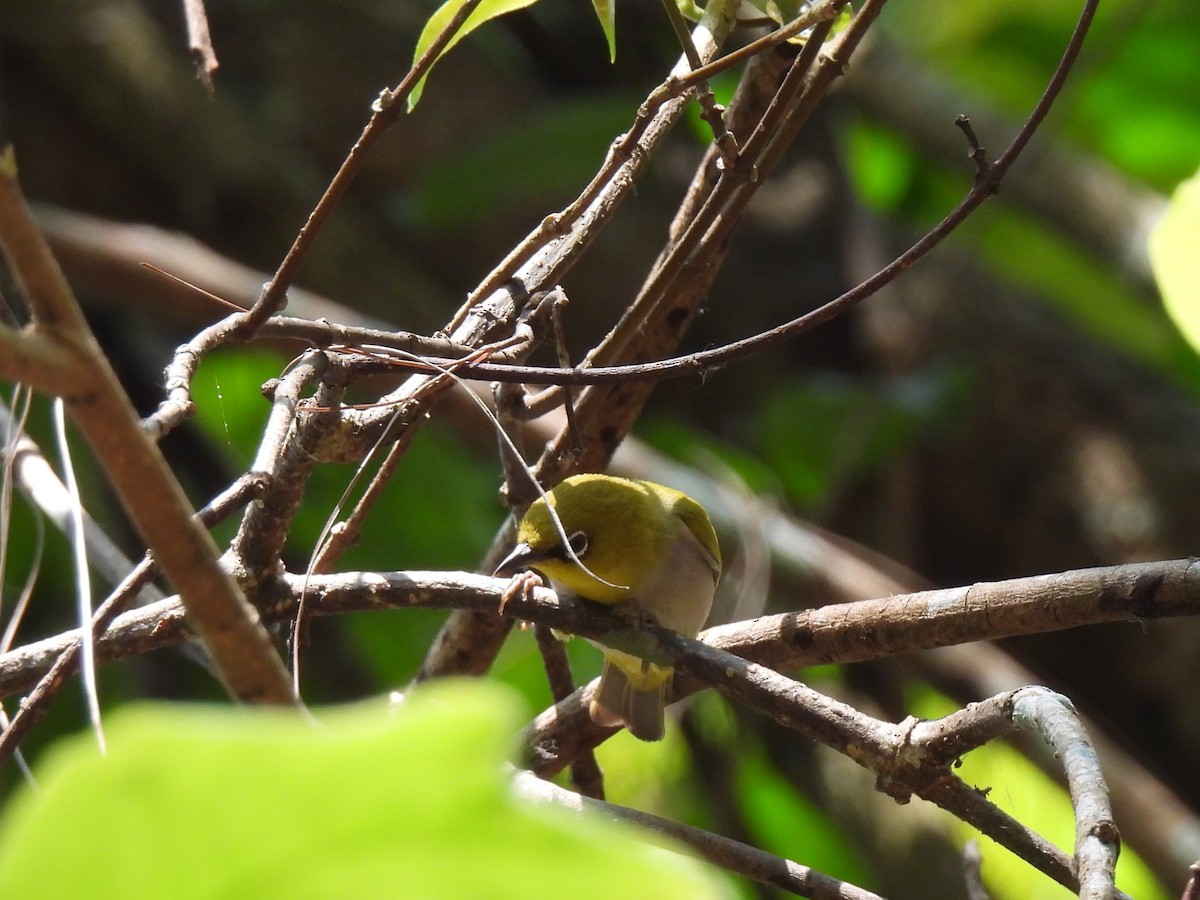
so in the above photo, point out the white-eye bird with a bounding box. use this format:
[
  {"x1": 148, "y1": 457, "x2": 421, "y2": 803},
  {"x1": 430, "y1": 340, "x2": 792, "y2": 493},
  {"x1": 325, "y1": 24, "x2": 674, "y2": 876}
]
[{"x1": 494, "y1": 474, "x2": 721, "y2": 741}]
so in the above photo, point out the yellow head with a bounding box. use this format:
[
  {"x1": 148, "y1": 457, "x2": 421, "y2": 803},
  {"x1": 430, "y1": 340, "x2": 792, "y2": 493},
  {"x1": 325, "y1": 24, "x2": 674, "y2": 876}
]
[{"x1": 499, "y1": 474, "x2": 720, "y2": 606}]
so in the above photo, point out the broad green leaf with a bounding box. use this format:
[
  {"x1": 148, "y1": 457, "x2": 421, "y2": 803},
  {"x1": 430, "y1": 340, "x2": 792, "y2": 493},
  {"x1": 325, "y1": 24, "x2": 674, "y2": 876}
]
[
  {"x1": 408, "y1": 0, "x2": 540, "y2": 110},
  {"x1": 0, "y1": 683, "x2": 728, "y2": 899},
  {"x1": 592, "y1": 0, "x2": 616, "y2": 62},
  {"x1": 1151, "y1": 168, "x2": 1200, "y2": 354}
]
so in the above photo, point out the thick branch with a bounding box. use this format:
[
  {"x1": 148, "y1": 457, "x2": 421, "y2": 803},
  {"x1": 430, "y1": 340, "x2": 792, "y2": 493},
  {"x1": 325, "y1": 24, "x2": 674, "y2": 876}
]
[
  {"x1": 2, "y1": 558, "x2": 1195, "y2": 705},
  {"x1": 0, "y1": 149, "x2": 294, "y2": 706}
]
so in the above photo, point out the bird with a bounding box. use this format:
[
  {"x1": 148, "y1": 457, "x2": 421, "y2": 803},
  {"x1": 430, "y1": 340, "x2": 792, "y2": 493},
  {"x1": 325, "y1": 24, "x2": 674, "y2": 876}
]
[{"x1": 494, "y1": 474, "x2": 721, "y2": 741}]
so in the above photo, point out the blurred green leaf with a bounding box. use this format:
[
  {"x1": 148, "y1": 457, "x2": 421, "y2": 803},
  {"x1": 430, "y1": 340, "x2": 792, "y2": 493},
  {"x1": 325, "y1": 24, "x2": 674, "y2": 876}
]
[
  {"x1": 337, "y1": 422, "x2": 503, "y2": 572},
  {"x1": 597, "y1": 718, "x2": 696, "y2": 819},
  {"x1": 886, "y1": 0, "x2": 1200, "y2": 190},
  {"x1": 755, "y1": 371, "x2": 966, "y2": 512},
  {"x1": 399, "y1": 97, "x2": 632, "y2": 230},
  {"x1": 1071, "y1": 14, "x2": 1200, "y2": 189},
  {"x1": 736, "y1": 739, "x2": 873, "y2": 887},
  {"x1": 1151, "y1": 167, "x2": 1200, "y2": 354},
  {"x1": 638, "y1": 418, "x2": 781, "y2": 497},
  {"x1": 190, "y1": 348, "x2": 287, "y2": 471},
  {"x1": 0, "y1": 684, "x2": 729, "y2": 899},
  {"x1": 844, "y1": 119, "x2": 919, "y2": 212},
  {"x1": 970, "y1": 206, "x2": 1200, "y2": 392}
]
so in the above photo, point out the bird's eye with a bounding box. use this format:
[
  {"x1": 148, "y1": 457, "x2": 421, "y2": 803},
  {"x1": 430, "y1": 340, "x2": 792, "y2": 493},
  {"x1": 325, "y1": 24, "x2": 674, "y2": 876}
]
[{"x1": 567, "y1": 531, "x2": 588, "y2": 558}]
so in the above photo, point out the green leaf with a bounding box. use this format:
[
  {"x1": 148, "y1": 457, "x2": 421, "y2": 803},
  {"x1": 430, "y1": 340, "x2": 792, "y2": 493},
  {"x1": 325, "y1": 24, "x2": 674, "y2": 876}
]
[
  {"x1": 1151, "y1": 167, "x2": 1200, "y2": 355},
  {"x1": 756, "y1": 372, "x2": 965, "y2": 512},
  {"x1": 0, "y1": 683, "x2": 728, "y2": 899},
  {"x1": 592, "y1": 0, "x2": 617, "y2": 62},
  {"x1": 408, "y1": 0, "x2": 541, "y2": 111}
]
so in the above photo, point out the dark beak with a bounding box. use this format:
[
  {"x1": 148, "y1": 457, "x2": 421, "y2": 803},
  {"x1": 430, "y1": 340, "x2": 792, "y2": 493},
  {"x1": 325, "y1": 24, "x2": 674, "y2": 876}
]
[{"x1": 493, "y1": 542, "x2": 544, "y2": 578}]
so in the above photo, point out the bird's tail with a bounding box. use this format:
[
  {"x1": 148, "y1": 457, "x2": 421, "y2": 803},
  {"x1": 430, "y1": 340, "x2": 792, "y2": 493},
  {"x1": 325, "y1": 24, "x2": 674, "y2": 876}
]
[{"x1": 589, "y1": 658, "x2": 670, "y2": 742}]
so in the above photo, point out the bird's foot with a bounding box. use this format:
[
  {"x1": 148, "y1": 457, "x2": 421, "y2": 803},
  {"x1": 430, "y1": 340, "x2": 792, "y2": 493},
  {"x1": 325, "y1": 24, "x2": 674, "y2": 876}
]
[{"x1": 499, "y1": 569, "x2": 544, "y2": 615}]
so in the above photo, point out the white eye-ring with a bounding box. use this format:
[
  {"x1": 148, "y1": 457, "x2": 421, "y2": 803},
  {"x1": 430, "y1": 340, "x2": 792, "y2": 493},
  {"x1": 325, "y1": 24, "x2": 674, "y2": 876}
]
[{"x1": 567, "y1": 531, "x2": 589, "y2": 557}]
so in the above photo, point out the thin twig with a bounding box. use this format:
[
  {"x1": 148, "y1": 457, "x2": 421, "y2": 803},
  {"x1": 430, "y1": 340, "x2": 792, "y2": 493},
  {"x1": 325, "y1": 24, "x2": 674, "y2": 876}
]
[
  {"x1": 183, "y1": 0, "x2": 218, "y2": 93},
  {"x1": 533, "y1": 625, "x2": 605, "y2": 800},
  {"x1": 144, "y1": 312, "x2": 472, "y2": 441},
  {"x1": 355, "y1": 0, "x2": 1098, "y2": 390},
  {"x1": 236, "y1": 0, "x2": 489, "y2": 337}
]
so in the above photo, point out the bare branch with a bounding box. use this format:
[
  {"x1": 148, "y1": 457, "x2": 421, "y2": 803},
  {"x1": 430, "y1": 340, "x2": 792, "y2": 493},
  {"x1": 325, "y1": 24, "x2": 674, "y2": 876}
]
[
  {"x1": 238, "y1": 0, "x2": 490, "y2": 335},
  {"x1": 0, "y1": 149, "x2": 294, "y2": 706},
  {"x1": 183, "y1": 0, "x2": 218, "y2": 93},
  {"x1": 532, "y1": 624, "x2": 605, "y2": 801},
  {"x1": 1010, "y1": 689, "x2": 1120, "y2": 898},
  {"x1": 2, "y1": 557, "x2": 1195, "y2": 713}
]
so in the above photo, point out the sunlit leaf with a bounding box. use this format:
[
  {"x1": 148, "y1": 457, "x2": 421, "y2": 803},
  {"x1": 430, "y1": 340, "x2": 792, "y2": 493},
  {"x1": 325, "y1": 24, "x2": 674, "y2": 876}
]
[
  {"x1": 592, "y1": 0, "x2": 616, "y2": 61},
  {"x1": 1151, "y1": 168, "x2": 1200, "y2": 355},
  {"x1": 408, "y1": 0, "x2": 541, "y2": 110}
]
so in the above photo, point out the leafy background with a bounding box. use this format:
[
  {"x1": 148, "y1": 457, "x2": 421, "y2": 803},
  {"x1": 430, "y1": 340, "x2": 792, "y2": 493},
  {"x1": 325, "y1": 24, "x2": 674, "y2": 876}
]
[{"x1": 1, "y1": 0, "x2": 1198, "y2": 897}]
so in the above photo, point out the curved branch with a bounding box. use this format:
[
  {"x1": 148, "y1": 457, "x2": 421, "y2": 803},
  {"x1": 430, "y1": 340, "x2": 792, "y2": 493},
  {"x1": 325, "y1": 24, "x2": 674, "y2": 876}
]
[{"x1": 1011, "y1": 688, "x2": 1120, "y2": 898}]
